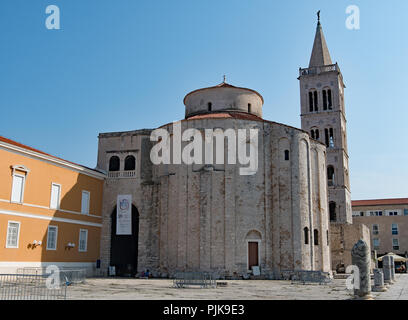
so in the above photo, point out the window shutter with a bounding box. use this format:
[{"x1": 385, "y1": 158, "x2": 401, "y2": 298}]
[
  {"x1": 11, "y1": 175, "x2": 24, "y2": 203},
  {"x1": 50, "y1": 184, "x2": 60, "y2": 209},
  {"x1": 81, "y1": 192, "x2": 90, "y2": 214}
]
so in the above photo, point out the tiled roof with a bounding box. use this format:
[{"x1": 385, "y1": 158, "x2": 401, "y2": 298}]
[
  {"x1": 183, "y1": 82, "x2": 264, "y2": 105},
  {"x1": 0, "y1": 135, "x2": 101, "y2": 173},
  {"x1": 352, "y1": 198, "x2": 408, "y2": 206},
  {"x1": 187, "y1": 112, "x2": 263, "y2": 121}
]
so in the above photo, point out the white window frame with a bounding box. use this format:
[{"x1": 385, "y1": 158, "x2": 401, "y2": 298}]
[
  {"x1": 392, "y1": 238, "x2": 399, "y2": 250},
  {"x1": 6, "y1": 221, "x2": 21, "y2": 249},
  {"x1": 46, "y1": 225, "x2": 58, "y2": 251},
  {"x1": 10, "y1": 173, "x2": 26, "y2": 204},
  {"x1": 392, "y1": 223, "x2": 399, "y2": 235},
  {"x1": 387, "y1": 210, "x2": 401, "y2": 216},
  {"x1": 373, "y1": 238, "x2": 380, "y2": 249},
  {"x1": 78, "y1": 229, "x2": 88, "y2": 252},
  {"x1": 49, "y1": 183, "x2": 61, "y2": 210},
  {"x1": 81, "y1": 191, "x2": 90, "y2": 215},
  {"x1": 372, "y1": 224, "x2": 379, "y2": 235}
]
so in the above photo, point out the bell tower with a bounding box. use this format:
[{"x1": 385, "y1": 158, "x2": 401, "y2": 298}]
[{"x1": 298, "y1": 15, "x2": 352, "y2": 224}]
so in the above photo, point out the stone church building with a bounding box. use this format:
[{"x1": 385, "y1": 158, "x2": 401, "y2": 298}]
[{"x1": 96, "y1": 18, "x2": 369, "y2": 278}]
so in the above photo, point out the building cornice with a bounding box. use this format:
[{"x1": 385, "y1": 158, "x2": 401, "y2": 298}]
[{"x1": 0, "y1": 141, "x2": 106, "y2": 180}]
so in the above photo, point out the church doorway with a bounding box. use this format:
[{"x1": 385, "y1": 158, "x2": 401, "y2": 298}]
[
  {"x1": 248, "y1": 241, "x2": 259, "y2": 270},
  {"x1": 110, "y1": 205, "x2": 139, "y2": 277}
]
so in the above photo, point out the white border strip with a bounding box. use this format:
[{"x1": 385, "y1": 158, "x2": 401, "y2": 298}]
[
  {"x1": 0, "y1": 208, "x2": 102, "y2": 228},
  {"x1": 0, "y1": 199, "x2": 101, "y2": 219},
  {"x1": 0, "y1": 262, "x2": 95, "y2": 268}
]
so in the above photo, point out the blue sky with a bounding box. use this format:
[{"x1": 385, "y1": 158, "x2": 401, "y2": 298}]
[{"x1": 0, "y1": 0, "x2": 407, "y2": 200}]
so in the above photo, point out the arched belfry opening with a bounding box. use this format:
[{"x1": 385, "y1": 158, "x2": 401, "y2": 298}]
[{"x1": 110, "y1": 205, "x2": 139, "y2": 277}]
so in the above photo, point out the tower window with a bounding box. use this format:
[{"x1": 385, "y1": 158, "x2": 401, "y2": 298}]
[
  {"x1": 329, "y1": 202, "x2": 336, "y2": 222},
  {"x1": 329, "y1": 128, "x2": 334, "y2": 147},
  {"x1": 327, "y1": 165, "x2": 335, "y2": 186},
  {"x1": 124, "y1": 155, "x2": 136, "y2": 171},
  {"x1": 308, "y1": 90, "x2": 318, "y2": 112},
  {"x1": 328, "y1": 89, "x2": 332, "y2": 109},
  {"x1": 325, "y1": 128, "x2": 334, "y2": 147},
  {"x1": 323, "y1": 88, "x2": 333, "y2": 110},
  {"x1": 208, "y1": 102, "x2": 212, "y2": 111},
  {"x1": 284, "y1": 150, "x2": 289, "y2": 161},
  {"x1": 311, "y1": 128, "x2": 319, "y2": 140},
  {"x1": 109, "y1": 156, "x2": 120, "y2": 172},
  {"x1": 314, "y1": 229, "x2": 319, "y2": 245},
  {"x1": 248, "y1": 103, "x2": 252, "y2": 113},
  {"x1": 304, "y1": 227, "x2": 309, "y2": 245}
]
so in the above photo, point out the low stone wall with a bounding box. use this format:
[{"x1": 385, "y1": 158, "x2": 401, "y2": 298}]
[{"x1": 330, "y1": 222, "x2": 372, "y2": 272}]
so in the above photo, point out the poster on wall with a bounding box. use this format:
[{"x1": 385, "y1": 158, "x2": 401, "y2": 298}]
[{"x1": 116, "y1": 194, "x2": 132, "y2": 235}]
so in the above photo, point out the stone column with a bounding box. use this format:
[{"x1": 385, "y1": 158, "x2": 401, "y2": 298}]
[
  {"x1": 372, "y1": 269, "x2": 387, "y2": 292},
  {"x1": 351, "y1": 239, "x2": 373, "y2": 299},
  {"x1": 382, "y1": 255, "x2": 393, "y2": 284},
  {"x1": 390, "y1": 256, "x2": 396, "y2": 282}
]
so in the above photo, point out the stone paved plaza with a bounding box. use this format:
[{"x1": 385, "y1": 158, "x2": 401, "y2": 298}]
[{"x1": 66, "y1": 274, "x2": 408, "y2": 300}]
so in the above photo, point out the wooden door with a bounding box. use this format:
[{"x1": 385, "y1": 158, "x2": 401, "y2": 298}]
[{"x1": 248, "y1": 242, "x2": 259, "y2": 269}]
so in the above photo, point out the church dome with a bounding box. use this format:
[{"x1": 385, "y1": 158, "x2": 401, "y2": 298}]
[{"x1": 183, "y1": 81, "x2": 264, "y2": 119}]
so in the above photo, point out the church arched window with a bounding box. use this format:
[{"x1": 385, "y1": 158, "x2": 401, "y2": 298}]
[
  {"x1": 308, "y1": 90, "x2": 318, "y2": 112},
  {"x1": 109, "y1": 156, "x2": 120, "y2": 172},
  {"x1": 311, "y1": 128, "x2": 319, "y2": 140},
  {"x1": 325, "y1": 128, "x2": 334, "y2": 147},
  {"x1": 284, "y1": 150, "x2": 290, "y2": 161},
  {"x1": 314, "y1": 229, "x2": 319, "y2": 245},
  {"x1": 208, "y1": 102, "x2": 212, "y2": 111},
  {"x1": 248, "y1": 103, "x2": 252, "y2": 113},
  {"x1": 304, "y1": 227, "x2": 309, "y2": 245},
  {"x1": 323, "y1": 88, "x2": 332, "y2": 110},
  {"x1": 327, "y1": 166, "x2": 335, "y2": 186},
  {"x1": 329, "y1": 128, "x2": 334, "y2": 147},
  {"x1": 329, "y1": 202, "x2": 337, "y2": 222},
  {"x1": 328, "y1": 89, "x2": 332, "y2": 109},
  {"x1": 124, "y1": 155, "x2": 136, "y2": 171}
]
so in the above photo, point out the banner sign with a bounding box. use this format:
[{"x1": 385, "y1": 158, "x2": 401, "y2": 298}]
[{"x1": 116, "y1": 195, "x2": 132, "y2": 235}]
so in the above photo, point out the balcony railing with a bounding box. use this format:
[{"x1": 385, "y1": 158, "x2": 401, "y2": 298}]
[
  {"x1": 107, "y1": 170, "x2": 136, "y2": 179},
  {"x1": 299, "y1": 64, "x2": 339, "y2": 77}
]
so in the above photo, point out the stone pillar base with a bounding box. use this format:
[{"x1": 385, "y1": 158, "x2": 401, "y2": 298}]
[
  {"x1": 372, "y1": 286, "x2": 387, "y2": 292},
  {"x1": 353, "y1": 294, "x2": 374, "y2": 300}
]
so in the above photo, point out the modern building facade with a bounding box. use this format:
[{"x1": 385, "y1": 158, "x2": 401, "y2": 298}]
[
  {"x1": 352, "y1": 198, "x2": 408, "y2": 257},
  {"x1": 0, "y1": 136, "x2": 105, "y2": 274}
]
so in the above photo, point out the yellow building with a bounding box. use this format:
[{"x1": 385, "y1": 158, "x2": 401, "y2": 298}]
[{"x1": 0, "y1": 136, "x2": 105, "y2": 274}]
